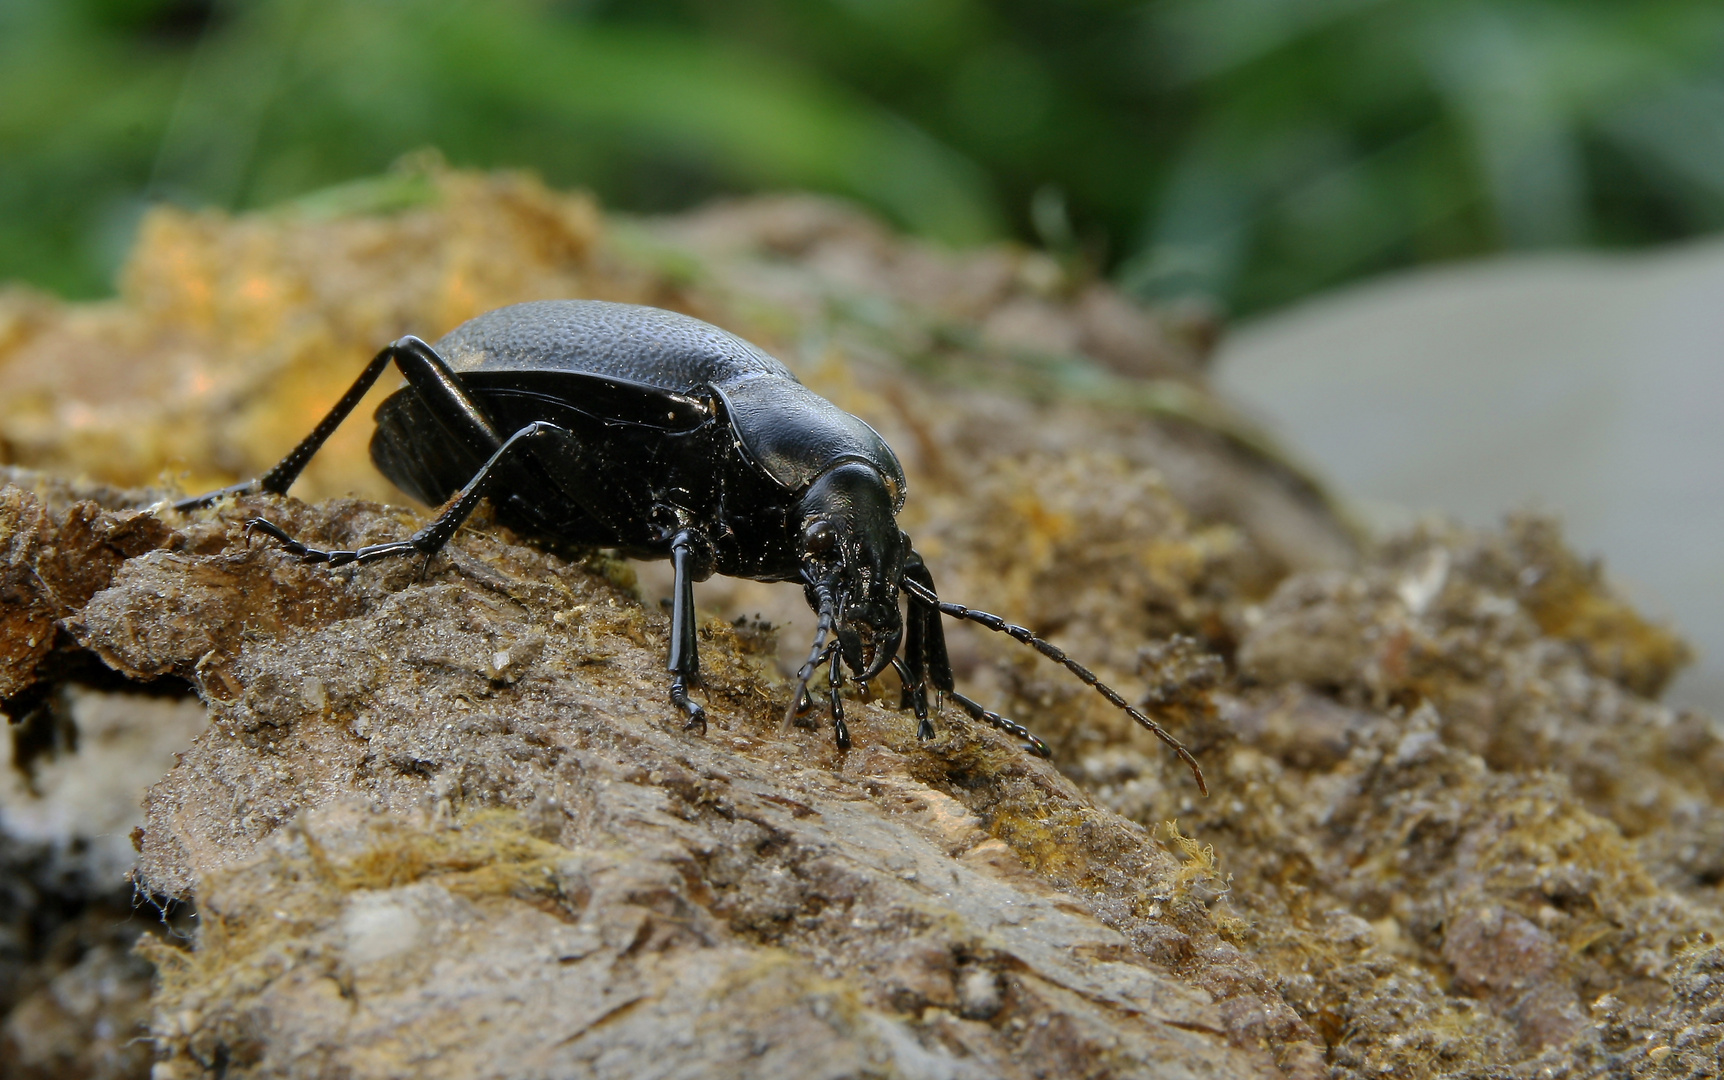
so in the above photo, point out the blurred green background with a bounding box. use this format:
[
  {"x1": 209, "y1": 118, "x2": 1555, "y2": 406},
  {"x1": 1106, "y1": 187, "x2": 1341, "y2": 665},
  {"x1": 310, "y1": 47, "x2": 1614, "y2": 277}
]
[{"x1": 4, "y1": 0, "x2": 1724, "y2": 315}]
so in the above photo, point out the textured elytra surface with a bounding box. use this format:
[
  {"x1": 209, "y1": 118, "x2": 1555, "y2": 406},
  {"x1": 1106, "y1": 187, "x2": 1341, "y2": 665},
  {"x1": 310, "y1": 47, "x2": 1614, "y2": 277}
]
[{"x1": 437, "y1": 298, "x2": 792, "y2": 385}]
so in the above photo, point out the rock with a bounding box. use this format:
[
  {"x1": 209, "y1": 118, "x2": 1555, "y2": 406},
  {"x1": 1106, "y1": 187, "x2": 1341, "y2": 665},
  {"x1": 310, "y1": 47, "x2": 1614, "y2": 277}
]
[
  {"x1": 76, "y1": 494, "x2": 1283, "y2": 1079},
  {"x1": 0, "y1": 164, "x2": 1718, "y2": 1079}
]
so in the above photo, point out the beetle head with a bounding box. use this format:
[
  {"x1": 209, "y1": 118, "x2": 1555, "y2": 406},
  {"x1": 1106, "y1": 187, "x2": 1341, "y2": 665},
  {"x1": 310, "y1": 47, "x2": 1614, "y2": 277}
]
[{"x1": 795, "y1": 461, "x2": 906, "y2": 680}]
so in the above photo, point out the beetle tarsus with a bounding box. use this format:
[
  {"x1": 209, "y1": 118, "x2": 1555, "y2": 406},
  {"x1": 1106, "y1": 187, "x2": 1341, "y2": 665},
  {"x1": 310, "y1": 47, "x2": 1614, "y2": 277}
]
[
  {"x1": 246, "y1": 517, "x2": 430, "y2": 567},
  {"x1": 948, "y1": 691, "x2": 1052, "y2": 758},
  {"x1": 890, "y1": 657, "x2": 935, "y2": 741},
  {"x1": 670, "y1": 676, "x2": 706, "y2": 734},
  {"x1": 902, "y1": 575, "x2": 1206, "y2": 793},
  {"x1": 174, "y1": 480, "x2": 260, "y2": 512}
]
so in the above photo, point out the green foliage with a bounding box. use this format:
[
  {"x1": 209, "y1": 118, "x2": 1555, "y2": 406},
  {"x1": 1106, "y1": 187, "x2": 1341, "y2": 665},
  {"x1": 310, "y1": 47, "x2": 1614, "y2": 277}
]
[{"x1": 3, "y1": 0, "x2": 1723, "y2": 313}]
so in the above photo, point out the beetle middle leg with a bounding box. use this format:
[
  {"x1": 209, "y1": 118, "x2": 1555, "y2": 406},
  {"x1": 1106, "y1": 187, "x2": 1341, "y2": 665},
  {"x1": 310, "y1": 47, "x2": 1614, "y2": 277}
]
[
  {"x1": 900, "y1": 570, "x2": 1207, "y2": 792},
  {"x1": 899, "y1": 550, "x2": 1052, "y2": 759},
  {"x1": 244, "y1": 420, "x2": 573, "y2": 566},
  {"x1": 667, "y1": 529, "x2": 711, "y2": 733}
]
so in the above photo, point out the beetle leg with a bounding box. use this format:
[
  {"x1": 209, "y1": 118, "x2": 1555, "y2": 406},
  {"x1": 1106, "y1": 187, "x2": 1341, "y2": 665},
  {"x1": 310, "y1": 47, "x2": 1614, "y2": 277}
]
[
  {"x1": 900, "y1": 551, "x2": 953, "y2": 696},
  {"x1": 900, "y1": 576, "x2": 1207, "y2": 795},
  {"x1": 890, "y1": 658, "x2": 934, "y2": 742},
  {"x1": 899, "y1": 578, "x2": 927, "y2": 709},
  {"x1": 897, "y1": 551, "x2": 938, "y2": 741},
  {"x1": 176, "y1": 336, "x2": 502, "y2": 511},
  {"x1": 667, "y1": 529, "x2": 707, "y2": 734},
  {"x1": 946, "y1": 692, "x2": 1052, "y2": 758},
  {"x1": 668, "y1": 677, "x2": 702, "y2": 732},
  {"x1": 900, "y1": 549, "x2": 1059, "y2": 760},
  {"x1": 783, "y1": 582, "x2": 837, "y2": 733},
  {"x1": 245, "y1": 421, "x2": 564, "y2": 567},
  {"x1": 828, "y1": 645, "x2": 851, "y2": 751},
  {"x1": 901, "y1": 549, "x2": 954, "y2": 712}
]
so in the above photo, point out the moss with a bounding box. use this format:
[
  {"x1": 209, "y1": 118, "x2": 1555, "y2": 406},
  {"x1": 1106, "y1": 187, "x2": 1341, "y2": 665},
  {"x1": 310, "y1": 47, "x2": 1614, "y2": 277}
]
[
  {"x1": 1501, "y1": 517, "x2": 1693, "y2": 698},
  {"x1": 302, "y1": 809, "x2": 567, "y2": 900}
]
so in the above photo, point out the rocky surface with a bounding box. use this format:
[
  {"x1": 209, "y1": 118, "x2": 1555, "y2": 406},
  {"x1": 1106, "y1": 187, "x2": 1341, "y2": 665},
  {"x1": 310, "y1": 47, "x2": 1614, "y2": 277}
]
[
  {"x1": 2, "y1": 484, "x2": 1319, "y2": 1080},
  {"x1": 0, "y1": 162, "x2": 1719, "y2": 1078}
]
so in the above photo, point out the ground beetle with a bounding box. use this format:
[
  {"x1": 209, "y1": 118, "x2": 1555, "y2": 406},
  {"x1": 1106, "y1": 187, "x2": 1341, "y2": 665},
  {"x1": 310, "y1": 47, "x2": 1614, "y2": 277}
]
[{"x1": 178, "y1": 300, "x2": 1205, "y2": 792}]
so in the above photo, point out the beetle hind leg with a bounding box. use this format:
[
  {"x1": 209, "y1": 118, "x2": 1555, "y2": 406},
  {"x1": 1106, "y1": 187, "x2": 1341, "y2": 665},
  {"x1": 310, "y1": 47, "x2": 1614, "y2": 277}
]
[{"x1": 177, "y1": 336, "x2": 501, "y2": 511}]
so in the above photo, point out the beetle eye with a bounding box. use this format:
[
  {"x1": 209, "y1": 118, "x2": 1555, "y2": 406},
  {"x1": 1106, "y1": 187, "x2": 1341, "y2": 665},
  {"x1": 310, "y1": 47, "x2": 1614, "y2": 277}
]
[{"x1": 801, "y1": 520, "x2": 837, "y2": 558}]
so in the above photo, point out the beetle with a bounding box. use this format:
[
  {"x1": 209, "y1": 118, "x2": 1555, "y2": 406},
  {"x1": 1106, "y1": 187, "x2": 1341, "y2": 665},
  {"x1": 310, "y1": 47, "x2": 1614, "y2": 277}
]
[{"x1": 177, "y1": 300, "x2": 1206, "y2": 793}]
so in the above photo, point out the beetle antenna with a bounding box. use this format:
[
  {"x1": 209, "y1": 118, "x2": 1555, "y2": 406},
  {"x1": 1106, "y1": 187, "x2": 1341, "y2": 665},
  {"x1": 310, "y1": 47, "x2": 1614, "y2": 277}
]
[
  {"x1": 784, "y1": 582, "x2": 838, "y2": 732},
  {"x1": 900, "y1": 577, "x2": 1207, "y2": 795}
]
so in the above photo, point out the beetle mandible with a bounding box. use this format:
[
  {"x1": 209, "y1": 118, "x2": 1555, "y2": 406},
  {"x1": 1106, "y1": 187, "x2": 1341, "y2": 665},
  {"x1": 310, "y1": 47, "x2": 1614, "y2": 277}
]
[{"x1": 177, "y1": 300, "x2": 1206, "y2": 792}]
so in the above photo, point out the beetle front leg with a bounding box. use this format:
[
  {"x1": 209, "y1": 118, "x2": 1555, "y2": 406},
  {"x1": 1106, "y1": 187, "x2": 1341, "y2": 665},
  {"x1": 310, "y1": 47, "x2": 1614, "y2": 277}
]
[
  {"x1": 895, "y1": 576, "x2": 935, "y2": 741},
  {"x1": 900, "y1": 548, "x2": 1051, "y2": 758},
  {"x1": 828, "y1": 647, "x2": 851, "y2": 751},
  {"x1": 667, "y1": 529, "x2": 708, "y2": 734}
]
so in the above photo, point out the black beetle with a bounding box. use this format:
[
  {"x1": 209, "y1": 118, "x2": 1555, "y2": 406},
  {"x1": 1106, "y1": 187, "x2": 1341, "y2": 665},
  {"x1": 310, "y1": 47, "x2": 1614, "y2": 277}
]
[{"x1": 178, "y1": 300, "x2": 1205, "y2": 792}]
